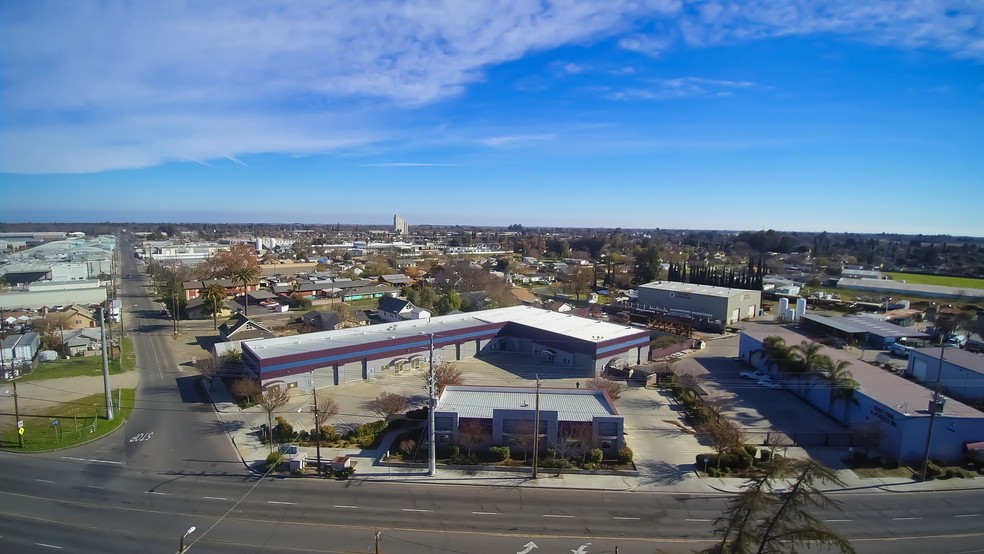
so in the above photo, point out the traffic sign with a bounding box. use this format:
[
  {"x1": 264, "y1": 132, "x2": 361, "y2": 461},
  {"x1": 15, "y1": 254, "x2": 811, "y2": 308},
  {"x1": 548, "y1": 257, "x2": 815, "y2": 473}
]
[
  {"x1": 18, "y1": 427, "x2": 25, "y2": 436},
  {"x1": 52, "y1": 420, "x2": 59, "y2": 426},
  {"x1": 17, "y1": 420, "x2": 24, "y2": 429}
]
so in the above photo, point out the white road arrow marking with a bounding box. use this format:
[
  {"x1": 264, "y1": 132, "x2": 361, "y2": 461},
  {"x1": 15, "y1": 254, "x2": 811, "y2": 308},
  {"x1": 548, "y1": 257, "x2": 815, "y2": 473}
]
[
  {"x1": 571, "y1": 543, "x2": 592, "y2": 554},
  {"x1": 516, "y1": 541, "x2": 538, "y2": 554}
]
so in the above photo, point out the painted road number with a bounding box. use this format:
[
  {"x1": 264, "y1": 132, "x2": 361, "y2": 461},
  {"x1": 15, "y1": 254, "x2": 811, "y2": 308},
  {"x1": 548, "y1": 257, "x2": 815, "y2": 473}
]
[{"x1": 129, "y1": 432, "x2": 154, "y2": 443}]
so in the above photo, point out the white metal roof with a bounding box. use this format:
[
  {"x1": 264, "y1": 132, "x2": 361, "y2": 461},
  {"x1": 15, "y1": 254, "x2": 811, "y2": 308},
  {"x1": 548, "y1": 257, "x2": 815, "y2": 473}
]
[
  {"x1": 436, "y1": 385, "x2": 618, "y2": 421},
  {"x1": 244, "y1": 305, "x2": 646, "y2": 360},
  {"x1": 638, "y1": 281, "x2": 757, "y2": 299}
]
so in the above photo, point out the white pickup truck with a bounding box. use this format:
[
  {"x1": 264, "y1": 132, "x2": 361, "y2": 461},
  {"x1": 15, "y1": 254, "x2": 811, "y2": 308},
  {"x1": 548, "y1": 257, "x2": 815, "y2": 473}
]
[{"x1": 740, "y1": 369, "x2": 765, "y2": 380}]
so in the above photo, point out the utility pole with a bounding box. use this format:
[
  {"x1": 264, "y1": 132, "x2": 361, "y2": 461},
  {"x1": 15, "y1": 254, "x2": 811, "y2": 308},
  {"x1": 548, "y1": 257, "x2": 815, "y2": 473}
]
[
  {"x1": 99, "y1": 306, "x2": 115, "y2": 421},
  {"x1": 312, "y1": 379, "x2": 322, "y2": 469},
  {"x1": 920, "y1": 334, "x2": 950, "y2": 481},
  {"x1": 374, "y1": 531, "x2": 382, "y2": 554},
  {"x1": 172, "y1": 292, "x2": 179, "y2": 337},
  {"x1": 428, "y1": 333, "x2": 436, "y2": 477},
  {"x1": 12, "y1": 377, "x2": 24, "y2": 448},
  {"x1": 531, "y1": 375, "x2": 541, "y2": 479}
]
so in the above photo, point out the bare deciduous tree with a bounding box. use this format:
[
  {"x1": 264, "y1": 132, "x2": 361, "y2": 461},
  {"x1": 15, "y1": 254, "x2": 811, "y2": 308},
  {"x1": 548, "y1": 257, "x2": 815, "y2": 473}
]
[
  {"x1": 550, "y1": 421, "x2": 593, "y2": 462},
  {"x1": 315, "y1": 396, "x2": 340, "y2": 430},
  {"x1": 425, "y1": 361, "x2": 465, "y2": 393},
  {"x1": 366, "y1": 392, "x2": 408, "y2": 422},
  {"x1": 701, "y1": 417, "x2": 746, "y2": 469},
  {"x1": 457, "y1": 419, "x2": 488, "y2": 457},
  {"x1": 230, "y1": 378, "x2": 261, "y2": 404},
  {"x1": 256, "y1": 386, "x2": 291, "y2": 450},
  {"x1": 586, "y1": 376, "x2": 625, "y2": 401},
  {"x1": 399, "y1": 439, "x2": 417, "y2": 458},
  {"x1": 195, "y1": 356, "x2": 222, "y2": 390}
]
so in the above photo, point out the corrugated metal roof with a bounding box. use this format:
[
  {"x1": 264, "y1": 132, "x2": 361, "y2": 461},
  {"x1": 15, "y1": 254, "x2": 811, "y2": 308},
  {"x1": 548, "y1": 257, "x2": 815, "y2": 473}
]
[
  {"x1": 638, "y1": 281, "x2": 755, "y2": 298},
  {"x1": 436, "y1": 385, "x2": 616, "y2": 421}
]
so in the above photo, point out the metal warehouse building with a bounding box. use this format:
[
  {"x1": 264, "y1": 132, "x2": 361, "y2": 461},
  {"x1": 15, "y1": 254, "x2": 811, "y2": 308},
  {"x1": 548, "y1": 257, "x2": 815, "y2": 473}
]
[
  {"x1": 907, "y1": 347, "x2": 984, "y2": 403},
  {"x1": 739, "y1": 329, "x2": 984, "y2": 462},
  {"x1": 241, "y1": 306, "x2": 652, "y2": 392},
  {"x1": 800, "y1": 313, "x2": 929, "y2": 348},
  {"x1": 636, "y1": 281, "x2": 761, "y2": 327}
]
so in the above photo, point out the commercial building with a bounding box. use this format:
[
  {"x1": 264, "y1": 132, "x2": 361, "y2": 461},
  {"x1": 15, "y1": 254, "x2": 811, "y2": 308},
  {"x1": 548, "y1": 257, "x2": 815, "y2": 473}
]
[
  {"x1": 636, "y1": 281, "x2": 761, "y2": 328},
  {"x1": 739, "y1": 329, "x2": 984, "y2": 462},
  {"x1": 799, "y1": 313, "x2": 929, "y2": 348},
  {"x1": 241, "y1": 305, "x2": 651, "y2": 391},
  {"x1": 907, "y1": 347, "x2": 984, "y2": 403},
  {"x1": 393, "y1": 214, "x2": 409, "y2": 235},
  {"x1": 434, "y1": 385, "x2": 624, "y2": 458},
  {"x1": 837, "y1": 278, "x2": 984, "y2": 301}
]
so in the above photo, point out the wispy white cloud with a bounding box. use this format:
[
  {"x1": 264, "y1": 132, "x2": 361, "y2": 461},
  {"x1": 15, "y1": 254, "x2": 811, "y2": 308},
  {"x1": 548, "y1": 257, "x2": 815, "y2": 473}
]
[
  {"x1": 363, "y1": 162, "x2": 461, "y2": 167},
  {"x1": 607, "y1": 76, "x2": 758, "y2": 100},
  {"x1": 479, "y1": 134, "x2": 557, "y2": 147}
]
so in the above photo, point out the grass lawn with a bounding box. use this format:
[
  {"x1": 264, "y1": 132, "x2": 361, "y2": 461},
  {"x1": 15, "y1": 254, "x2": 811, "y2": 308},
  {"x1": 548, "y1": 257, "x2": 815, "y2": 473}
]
[
  {"x1": 852, "y1": 466, "x2": 915, "y2": 478},
  {"x1": 18, "y1": 337, "x2": 136, "y2": 383},
  {"x1": 1, "y1": 388, "x2": 136, "y2": 451},
  {"x1": 885, "y1": 272, "x2": 984, "y2": 291}
]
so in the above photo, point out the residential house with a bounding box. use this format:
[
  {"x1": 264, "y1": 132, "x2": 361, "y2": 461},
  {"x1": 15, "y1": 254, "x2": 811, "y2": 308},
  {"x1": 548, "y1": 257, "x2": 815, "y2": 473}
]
[
  {"x1": 301, "y1": 310, "x2": 343, "y2": 332},
  {"x1": 1, "y1": 332, "x2": 40, "y2": 374},
  {"x1": 378, "y1": 296, "x2": 431, "y2": 322},
  {"x1": 45, "y1": 304, "x2": 97, "y2": 330},
  {"x1": 218, "y1": 314, "x2": 276, "y2": 342},
  {"x1": 63, "y1": 328, "x2": 104, "y2": 357}
]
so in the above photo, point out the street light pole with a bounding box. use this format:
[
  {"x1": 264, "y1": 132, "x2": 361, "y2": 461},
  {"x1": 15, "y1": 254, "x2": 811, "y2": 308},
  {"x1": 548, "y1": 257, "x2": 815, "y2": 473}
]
[
  {"x1": 12, "y1": 377, "x2": 24, "y2": 448},
  {"x1": 532, "y1": 375, "x2": 541, "y2": 479},
  {"x1": 313, "y1": 380, "x2": 321, "y2": 469},
  {"x1": 428, "y1": 332, "x2": 436, "y2": 477},
  {"x1": 99, "y1": 306, "x2": 114, "y2": 421},
  {"x1": 178, "y1": 525, "x2": 196, "y2": 553}
]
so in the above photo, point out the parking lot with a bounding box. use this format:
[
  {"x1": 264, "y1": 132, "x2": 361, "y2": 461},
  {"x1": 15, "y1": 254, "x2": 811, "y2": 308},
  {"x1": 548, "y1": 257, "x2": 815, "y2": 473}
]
[{"x1": 672, "y1": 328, "x2": 850, "y2": 447}]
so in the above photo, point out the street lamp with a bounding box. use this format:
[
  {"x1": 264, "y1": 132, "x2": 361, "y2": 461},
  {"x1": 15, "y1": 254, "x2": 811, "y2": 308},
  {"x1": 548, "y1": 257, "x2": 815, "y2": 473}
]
[{"x1": 178, "y1": 526, "x2": 196, "y2": 553}]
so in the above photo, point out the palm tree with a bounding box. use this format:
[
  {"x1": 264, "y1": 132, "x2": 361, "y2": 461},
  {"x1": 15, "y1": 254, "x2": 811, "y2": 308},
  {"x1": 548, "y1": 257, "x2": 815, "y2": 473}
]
[
  {"x1": 790, "y1": 340, "x2": 824, "y2": 374},
  {"x1": 823, "y1": 359, "x2": 859, "y2": 424},
  {"x1": 200, "y1": 282, "x2": 227, "y2": 330},
  {"x1": 752, "y1": 336, "x2": 793, "y2": 377},
  {"x1": 232, "y1": 265, "x2": 260, "y2": 316}
]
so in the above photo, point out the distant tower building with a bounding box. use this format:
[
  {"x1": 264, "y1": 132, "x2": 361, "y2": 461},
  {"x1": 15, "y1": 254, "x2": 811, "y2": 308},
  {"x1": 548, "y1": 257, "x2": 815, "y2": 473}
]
[{"x1": 394, "y1": 214, "x2": 409, "y2": 235}]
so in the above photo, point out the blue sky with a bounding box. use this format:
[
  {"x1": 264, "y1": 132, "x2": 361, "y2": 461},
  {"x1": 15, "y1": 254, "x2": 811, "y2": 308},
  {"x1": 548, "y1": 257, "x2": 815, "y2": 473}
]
[{"x1": 1, "y1": 1, "x2": 982, "y2": 235}]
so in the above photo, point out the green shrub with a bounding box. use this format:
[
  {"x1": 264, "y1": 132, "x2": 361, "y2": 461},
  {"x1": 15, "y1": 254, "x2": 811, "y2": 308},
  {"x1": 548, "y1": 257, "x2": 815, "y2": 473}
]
[
  {"x1": 297, "y1": 430, "x2": 310, "y2": 443},
  {"x1": 743, "y1": 445, "x2": 758, "y2": 458},
  {"x1": 583, "y1": 462, "x2": 599, "y2": 471},
  {"x1": 335, "y1": 467, "x2": 355, "y2": 480},
  {"x1": 708, "y1": 467, "x2": 722, "y2": 478},
  {"x1": 272, "y1": 418, "x2": 294, "y2": 443},
  {"x1": 488, "y1": 446, "x2": 510, "y2": 462},
  {"x1": 925, "y1": 462, "x2": 944, "y2": 479},
  {"x1": 617, "y1": 447, "x2": 634, "y2": 464},
  {"x1": 266, "y1": 452, "x2": 285, "y2": 470},
  {"x1": 348, "y1": 420, "x2": 388, "y2": 448},
  {"x1": 405, "y1": 407, "x2": 429, "y2": 420},
  {"x1": 588, "y1": 448, "x2": 604, "y2": 463},
  {"x1": 319, "y1": 425, "x2": 338, "y2": 442}
]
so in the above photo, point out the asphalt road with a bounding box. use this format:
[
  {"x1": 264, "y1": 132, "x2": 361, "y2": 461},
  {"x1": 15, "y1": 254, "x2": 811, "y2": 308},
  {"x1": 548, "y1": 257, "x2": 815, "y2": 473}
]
[{"x1": 3, "y1": 237, "x2": 984, "y2": 553}]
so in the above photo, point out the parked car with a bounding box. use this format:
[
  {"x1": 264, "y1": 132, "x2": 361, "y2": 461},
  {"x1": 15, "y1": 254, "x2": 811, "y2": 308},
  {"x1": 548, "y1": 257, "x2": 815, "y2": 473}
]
[
  {"x1": 757, "y1": 377, "x2": 782, "y2": 389},
  {"x1": 740, "y1": 369, "x2": 765, "y2": 380}
]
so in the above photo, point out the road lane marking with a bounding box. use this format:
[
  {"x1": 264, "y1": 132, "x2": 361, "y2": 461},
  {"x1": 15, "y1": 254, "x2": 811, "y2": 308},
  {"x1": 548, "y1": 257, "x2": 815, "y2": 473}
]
[
  {"x1": 824, "y1": 519, "x2": 853, "y2": 522},
  {"x1": 87, "y1": 485, "x2": 105, "y2": 489},
  {"x1": 146, "y1": 491, "x2": 169, "y2": 496},
  {"x1": 334, "y1": 505, "x2": 359, "y2": 509},
  {"x1": 686, "y1": 518, "x2": 713, "y2": 522},
  {"x1": 36, "y1": 544, "x2": 63, "y2": 550},
  {"x1": 471, "y1": 512, "x2": 498, "y2": 515},
  {"x1": 268, "y1": 501, "x2": 297, "y2": 505},
  {"x1": 35, "y1": 479, "x2": 56, "y2": 484},
  {"x1": 204, "y1": 496, "x2": 228, "y2": 501},
  {"x1": 542, "y1": 514, "x2": 574, "y2": 518},
  {"x1": 955, "y1": 514, "x2": 982, "y2": 518},
  {"x1": 892, "y1": 517, "x2": 922, "y2": 521},
  {"x1": 403, "y1": 508, "x2": 432, "y2": 513},
  {"x1": 61, "y1": 456, "x2": 123, "y2": 465},
  {"x1": 613, "y1": 517, "x2": 641, "y2": 521}
]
